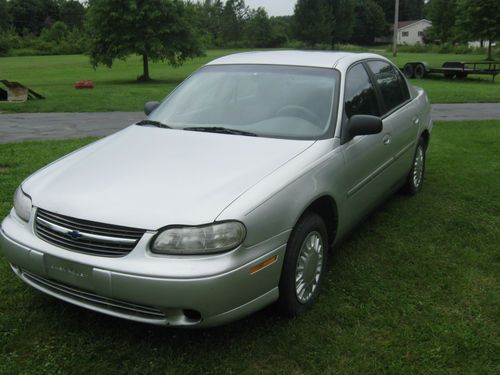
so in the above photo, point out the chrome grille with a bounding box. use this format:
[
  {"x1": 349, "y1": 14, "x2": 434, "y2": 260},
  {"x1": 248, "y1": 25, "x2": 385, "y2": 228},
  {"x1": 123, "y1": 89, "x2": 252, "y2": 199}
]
[
  {"x1": 35, "y1": 208, "x2": 146, "y2": 257},
  {"x1": 22, "y1": 269, "x2": 165, "y2": 320}
]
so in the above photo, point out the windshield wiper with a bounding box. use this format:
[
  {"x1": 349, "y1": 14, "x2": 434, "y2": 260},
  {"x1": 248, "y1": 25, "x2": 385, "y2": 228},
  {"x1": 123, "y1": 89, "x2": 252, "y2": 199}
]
[
  {"x1": 183, "y1": 126, "x2": 258, "y2": 137},
  {"x1": 136, "y1": 119, "x2": 172, "y2": 129}
]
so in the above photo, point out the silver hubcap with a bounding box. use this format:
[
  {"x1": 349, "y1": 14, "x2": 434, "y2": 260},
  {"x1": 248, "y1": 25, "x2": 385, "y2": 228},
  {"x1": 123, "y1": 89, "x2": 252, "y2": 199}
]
[
  {"x1": 413, "y1": 146, "x2": 424, "y2": 188},
  {"x1": 295, "y1": 231, "x2": 324, "y2": 304}
]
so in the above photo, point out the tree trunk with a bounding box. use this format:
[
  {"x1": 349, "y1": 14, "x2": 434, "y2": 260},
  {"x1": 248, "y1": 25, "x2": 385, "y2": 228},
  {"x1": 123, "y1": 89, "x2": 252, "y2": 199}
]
[
  {"x1": 140, "y1": 54, "x2": 150, "y2": 81},
  {"x1": 487, "y1": 40, "x2": 492, "y2": 61}
]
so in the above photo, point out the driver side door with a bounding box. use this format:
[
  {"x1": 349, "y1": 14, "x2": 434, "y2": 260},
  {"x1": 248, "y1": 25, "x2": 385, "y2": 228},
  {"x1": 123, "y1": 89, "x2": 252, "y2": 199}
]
[{"x1": 339, "y1": 63, "x2": 396, "y2": 228}]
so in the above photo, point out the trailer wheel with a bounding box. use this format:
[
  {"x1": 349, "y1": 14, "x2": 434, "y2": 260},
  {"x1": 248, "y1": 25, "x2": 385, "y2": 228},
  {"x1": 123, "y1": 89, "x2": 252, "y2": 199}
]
[
  {"x1": 456, "y1": 72, "x2": 468, "y2": 79},
  {"x1": 403, "y1": 63, "x2": 415, "y2": 78},
  {"x1": 444, "y1": 72, "x2": 456, "y2": 79},
  {"x1": 414, "y1": 64, "x2": 426, "y2": 79}
]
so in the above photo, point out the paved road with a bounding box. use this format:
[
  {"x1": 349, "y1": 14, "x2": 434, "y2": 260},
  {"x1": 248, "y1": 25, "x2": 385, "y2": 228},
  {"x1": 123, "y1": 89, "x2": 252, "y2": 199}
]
[{"x1": 1, "y1": 103, "x2": 499, "y2": 144}]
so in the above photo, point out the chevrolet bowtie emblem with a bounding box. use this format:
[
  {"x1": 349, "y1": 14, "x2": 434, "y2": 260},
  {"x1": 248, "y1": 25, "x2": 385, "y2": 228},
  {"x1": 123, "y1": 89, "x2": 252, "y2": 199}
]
[{"x1": 67, "y1": 230, "x2": 82, "y2": 239}]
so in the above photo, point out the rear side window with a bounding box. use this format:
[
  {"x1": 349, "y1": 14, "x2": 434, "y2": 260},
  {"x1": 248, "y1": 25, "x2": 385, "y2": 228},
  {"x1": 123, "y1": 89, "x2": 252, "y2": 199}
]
[
  {"x1": 367, "y1": 61, "x2": 410, "y2": 114},
  {"x1": 344, "y1": 64, "x2": 380, "y2": 118}
]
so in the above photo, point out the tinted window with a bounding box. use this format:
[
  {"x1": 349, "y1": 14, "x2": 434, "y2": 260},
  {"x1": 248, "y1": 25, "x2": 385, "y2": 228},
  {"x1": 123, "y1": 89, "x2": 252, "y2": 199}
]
[
  {"x1": 367, "y1": 61, "x2": 409, "y2": 113},
  {"x1": 344, "y1": 64, "x2": 380, "y2": 118}
]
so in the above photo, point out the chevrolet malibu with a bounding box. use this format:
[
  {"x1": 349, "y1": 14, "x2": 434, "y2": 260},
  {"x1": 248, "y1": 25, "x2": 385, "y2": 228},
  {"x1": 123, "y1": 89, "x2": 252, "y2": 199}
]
[{"x1": 0, "y1": 51, "x2": 432, "y2": 327}]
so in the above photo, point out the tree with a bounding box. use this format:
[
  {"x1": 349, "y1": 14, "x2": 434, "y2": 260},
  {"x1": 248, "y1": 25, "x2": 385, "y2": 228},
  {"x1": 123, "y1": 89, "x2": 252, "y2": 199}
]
[
  {"x1": 427, "y1": 0, "x2": 458, "y2": 43},
  {"x1": 351, "y1": 0, "x2": 386, "y2": 45},
  {"x1": 245, "y1": 7, "x2": 272, "y2": 47},
  {"x1": 456, "y1": 0, "x2": 499, "y2": 60},
  {"x1": 8, "y1": 0, "x2": 60, "y2": 35},
  {"x1": 86, "y1": 0, "x2": 205, "y2": 81},
  {"x1": 331, "y1": 0, "x2": 354, "y2": 44},
  {"x1": 59, "y1": 0, "x2": 86, "y2": 29},
  {"x1": 221, "y1": 0, "x2": 248, "y2": 46},
  {"x1": 0, "y1": 0, "x2": 12, "y2": 31},
  {"x1": 293, "y1": 0, "x2": 332, "y2": 46},
  {"x1": 197, "y1": 0, "x2": 224, "y2": 46},
  {"x1": 374, "y1": 0, "x2": 425, "y2": 22}
]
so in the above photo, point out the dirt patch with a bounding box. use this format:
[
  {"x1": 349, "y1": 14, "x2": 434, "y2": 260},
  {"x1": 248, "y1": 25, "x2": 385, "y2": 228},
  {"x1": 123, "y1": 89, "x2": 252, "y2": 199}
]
[{"x1": 0, "y1": 164, "x2": 11, "y2": 173}]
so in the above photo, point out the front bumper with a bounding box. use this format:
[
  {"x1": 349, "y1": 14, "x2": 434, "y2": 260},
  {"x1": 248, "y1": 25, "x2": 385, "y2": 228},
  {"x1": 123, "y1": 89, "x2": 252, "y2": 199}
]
[{"x1": 0, "y1": 210, "x2": 288, "y2": 327}]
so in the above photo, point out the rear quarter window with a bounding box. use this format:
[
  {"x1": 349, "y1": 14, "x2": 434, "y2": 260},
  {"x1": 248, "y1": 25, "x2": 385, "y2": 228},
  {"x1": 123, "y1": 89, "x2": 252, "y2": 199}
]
[{"x1": 367, "y1": 61, "x2": 410, "y2": 114}]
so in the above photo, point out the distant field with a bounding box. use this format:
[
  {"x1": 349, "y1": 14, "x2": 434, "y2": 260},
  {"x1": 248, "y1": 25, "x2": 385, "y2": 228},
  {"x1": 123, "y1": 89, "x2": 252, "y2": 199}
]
[
  {"x1": 0, "y1": 120, "x2": 498, "y2": 373},
  {"x1": 0, "y1": 50, "x2": 498, "y2": 114}
]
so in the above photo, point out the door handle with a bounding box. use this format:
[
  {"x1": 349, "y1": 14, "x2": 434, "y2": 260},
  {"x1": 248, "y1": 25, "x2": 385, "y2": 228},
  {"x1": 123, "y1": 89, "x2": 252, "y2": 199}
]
[
  {"x1": 412, "y1": 115, "x2": 420, "y2": 125},
  {"x1": 382, "y1": 134, "x2": 392, "y2": 145}
]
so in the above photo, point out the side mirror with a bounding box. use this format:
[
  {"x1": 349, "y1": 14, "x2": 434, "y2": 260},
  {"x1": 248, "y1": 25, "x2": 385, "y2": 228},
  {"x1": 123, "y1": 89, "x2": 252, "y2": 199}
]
[
  {"x1": 144, "y1": 101, "x2": 160, "y2": 116},
  {"x1": 346, "y1": 115, "x2": 383, "y2": 140}
]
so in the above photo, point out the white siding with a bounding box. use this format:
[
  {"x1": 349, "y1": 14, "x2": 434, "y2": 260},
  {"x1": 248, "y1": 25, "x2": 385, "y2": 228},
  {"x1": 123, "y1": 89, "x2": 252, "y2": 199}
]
[{"x1": 397, "y1": 20, "x2": 432, "y2": 45}]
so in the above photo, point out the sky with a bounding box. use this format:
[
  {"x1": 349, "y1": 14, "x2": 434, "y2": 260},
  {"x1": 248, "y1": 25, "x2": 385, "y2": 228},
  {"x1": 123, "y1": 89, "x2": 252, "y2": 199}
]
[{"x1": 244, "y1": 0, "x2": 296, "y2": 16}]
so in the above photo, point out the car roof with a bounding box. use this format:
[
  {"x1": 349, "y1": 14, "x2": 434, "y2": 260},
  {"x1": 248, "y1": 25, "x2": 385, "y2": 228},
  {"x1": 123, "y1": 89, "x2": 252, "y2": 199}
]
[{"x1": 206, "y1": 50, "x2": 388, "y2": 70}]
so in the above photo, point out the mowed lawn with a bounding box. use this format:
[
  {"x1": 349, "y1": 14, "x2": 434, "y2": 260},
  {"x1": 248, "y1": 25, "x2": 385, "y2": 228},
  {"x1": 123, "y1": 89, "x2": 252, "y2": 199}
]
[
  {"x1": 0, "y1": 120, "x2": 498, "y2": 374},
  {"x1": 0, "y1": 50, "x2": 499, "y2": 114}
]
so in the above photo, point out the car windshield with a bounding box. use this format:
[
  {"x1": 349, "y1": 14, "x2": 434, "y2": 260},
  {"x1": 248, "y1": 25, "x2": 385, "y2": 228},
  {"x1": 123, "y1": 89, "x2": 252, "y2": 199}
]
[{"x1": 149, "y1": 64, "x2": 339, "y2": 140}]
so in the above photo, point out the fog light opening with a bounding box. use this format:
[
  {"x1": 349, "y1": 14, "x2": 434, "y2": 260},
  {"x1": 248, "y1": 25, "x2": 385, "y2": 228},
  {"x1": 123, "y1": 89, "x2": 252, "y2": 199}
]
[{"x1": 183, "y1": 309, "x2": 202, "y2": 322}]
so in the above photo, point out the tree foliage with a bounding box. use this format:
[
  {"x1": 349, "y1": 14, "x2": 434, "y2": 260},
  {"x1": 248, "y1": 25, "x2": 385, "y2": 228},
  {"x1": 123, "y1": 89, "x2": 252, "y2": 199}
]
[
  {"x1": 86, "y1": 0, "x2": 205, "y2": 81},
  {"x1": 293, "y1": 0, "x2": 332, "y2": 46},
  {"x1": 351, "y1": 0, "x2": 387, "y2": 45},
  {"x1": 456, "y1": 0, "x2": 499, "y2": 59},
  {"x1": 426, "y1": 0, "x2": 458, "y2": 43},
  {"x1": 7, "y1": 0, "x2": 60, "y2": 35},
  {"x1": 373, "y1": 0, "x2": 425, "y2": 23},
  {"x1": 293, "y1": 0, "x2": 354, "y2": 47},
  {"x1": 59, "y1": 0, "x2": 86, "y2": 29}
]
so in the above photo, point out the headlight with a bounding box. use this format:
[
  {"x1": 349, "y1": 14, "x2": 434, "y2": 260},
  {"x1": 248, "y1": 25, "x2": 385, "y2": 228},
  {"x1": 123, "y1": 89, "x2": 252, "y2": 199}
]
[
  {"x1": 151, "y1": 221, "x2": 246, "y2": 255},
  {"x1": 13, "y1": 186, "x2": 32, "y2": 222}
]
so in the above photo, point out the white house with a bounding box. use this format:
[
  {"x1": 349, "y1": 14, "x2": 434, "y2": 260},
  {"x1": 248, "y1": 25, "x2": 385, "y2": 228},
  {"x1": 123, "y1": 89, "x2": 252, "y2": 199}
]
[{"x1": 397, "y1": 19, "x2": 432, "y2": 45}]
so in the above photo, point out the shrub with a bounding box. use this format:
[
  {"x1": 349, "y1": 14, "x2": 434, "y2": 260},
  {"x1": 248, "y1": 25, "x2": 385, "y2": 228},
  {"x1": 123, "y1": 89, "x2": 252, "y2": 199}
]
[{"x1": 0, "y1": 29, "x2": 21, "y2": 56}]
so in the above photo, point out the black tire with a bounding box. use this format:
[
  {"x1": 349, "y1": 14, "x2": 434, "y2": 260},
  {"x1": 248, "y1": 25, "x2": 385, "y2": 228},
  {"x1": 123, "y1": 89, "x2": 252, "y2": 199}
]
[
  {"x1": 414, "y1": 63, "x2": 426, "y2": 79},
  {"x1": 403, "y1": 137, "x2": 426, "y2": 194},
  {"x1": 278, "y1": 212, "x2": 328, "y2": 317},
  {"x1": 444, "y1": 72, "x2": 456, "y2": 79},
  {"x1": 403, "y1": 63, "x2": 415, "y2": 79}
]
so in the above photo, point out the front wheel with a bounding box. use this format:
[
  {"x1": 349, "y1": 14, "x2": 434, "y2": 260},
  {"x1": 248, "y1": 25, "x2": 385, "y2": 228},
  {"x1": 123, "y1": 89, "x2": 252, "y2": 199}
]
[
  {"x1": 403, "y1": 137, "x2": 426, "y2": 194},
  {"x1": 278, "y1": 212, "x2": 328, "y2": 316}
]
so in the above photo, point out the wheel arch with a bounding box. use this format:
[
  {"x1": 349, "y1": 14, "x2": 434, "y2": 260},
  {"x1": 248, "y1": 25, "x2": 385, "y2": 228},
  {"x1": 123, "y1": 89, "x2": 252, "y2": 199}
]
[
  {"x1": 296, "y1": 195, "x2": 338, "y2": 248},
  {"x1": 420, "y1": 129, "x2": 430, "y2": 150}
]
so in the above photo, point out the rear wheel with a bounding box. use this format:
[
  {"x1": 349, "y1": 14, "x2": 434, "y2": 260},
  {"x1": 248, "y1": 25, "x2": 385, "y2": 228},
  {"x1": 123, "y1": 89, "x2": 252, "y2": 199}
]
[
  {"x1": 278, "y1": 212, "x2": 328, "y2": 316},
  {"x1": 403, "y1": 137, "x2": 426, "y2": 194}
]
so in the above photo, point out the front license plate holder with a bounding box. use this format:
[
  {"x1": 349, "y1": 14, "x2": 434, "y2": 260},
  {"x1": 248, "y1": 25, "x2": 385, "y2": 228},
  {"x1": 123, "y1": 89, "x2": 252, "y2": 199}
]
[{"x1": 44, "y1": 255, "x2": 93, "y2": 291}]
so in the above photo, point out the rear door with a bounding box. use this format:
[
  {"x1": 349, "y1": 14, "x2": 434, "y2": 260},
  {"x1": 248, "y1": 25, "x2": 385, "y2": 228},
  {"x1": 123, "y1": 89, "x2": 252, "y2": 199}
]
[{"x1": 366, "y1": 61, "x2": 420, "y2": 179}]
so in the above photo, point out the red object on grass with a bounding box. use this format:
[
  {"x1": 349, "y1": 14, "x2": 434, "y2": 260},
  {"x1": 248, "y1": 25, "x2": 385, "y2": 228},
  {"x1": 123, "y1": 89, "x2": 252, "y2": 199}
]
[{"x1": 74, "y1": 80, "x2": 94, "y2": 89}]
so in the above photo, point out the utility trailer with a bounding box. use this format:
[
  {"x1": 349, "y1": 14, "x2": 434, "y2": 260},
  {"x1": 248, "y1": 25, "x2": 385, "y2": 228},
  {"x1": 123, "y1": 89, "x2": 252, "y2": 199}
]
[{"x1": 402, "y1": 61, "x2": 499, "y2": 81}]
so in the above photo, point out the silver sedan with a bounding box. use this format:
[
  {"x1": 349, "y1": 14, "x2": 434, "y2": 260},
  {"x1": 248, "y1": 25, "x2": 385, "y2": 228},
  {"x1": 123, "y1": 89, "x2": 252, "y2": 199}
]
[{"x1": 0, "y1": 51, "x2": 432, "y2": 327}]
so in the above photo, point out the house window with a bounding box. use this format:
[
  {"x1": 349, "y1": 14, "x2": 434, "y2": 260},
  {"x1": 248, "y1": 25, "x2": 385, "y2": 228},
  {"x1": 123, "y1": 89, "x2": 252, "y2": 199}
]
[
  {"x1": 402, "y1": 31, "x2": 409, "y2": 37},
  {"x1": 418, "y1": 31, "x2": 423, "y2": 36}
]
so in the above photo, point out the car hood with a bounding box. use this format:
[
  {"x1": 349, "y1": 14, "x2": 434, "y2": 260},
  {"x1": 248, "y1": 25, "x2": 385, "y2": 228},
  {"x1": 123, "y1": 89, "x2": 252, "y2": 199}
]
[{"x1": 23, "y1": 125, "x2": 315, "y2": 229}]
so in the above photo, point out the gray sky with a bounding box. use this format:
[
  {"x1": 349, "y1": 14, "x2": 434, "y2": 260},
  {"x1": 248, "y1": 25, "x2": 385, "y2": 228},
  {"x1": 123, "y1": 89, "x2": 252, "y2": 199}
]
[{"x1": 244, "y1": 0, "x2": 296, "y2": 16}]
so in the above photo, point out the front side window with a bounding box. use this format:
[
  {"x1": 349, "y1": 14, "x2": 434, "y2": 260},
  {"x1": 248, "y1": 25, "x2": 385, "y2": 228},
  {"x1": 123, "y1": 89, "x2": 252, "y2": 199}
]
[
  {"x1": 150, "y1": 65, "x2": 339, "y2": 140},
  {"x1": 367, "y1": 61, "x2": 409, "y2": 114},
  {"x1": 344, "y1": 63, "x2": 380, "y2": 119}
]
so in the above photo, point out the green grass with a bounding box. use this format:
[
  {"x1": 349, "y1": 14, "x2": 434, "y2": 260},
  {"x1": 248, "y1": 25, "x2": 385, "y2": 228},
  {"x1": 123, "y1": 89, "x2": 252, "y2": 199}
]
[
  {"x1": 0, "y1": 121, "x2": 498, "y2": 374},
  {"x1": 0, "y1": 50, "x2": 498, "y2": 114}
]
